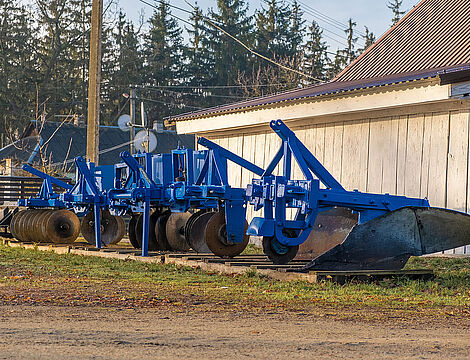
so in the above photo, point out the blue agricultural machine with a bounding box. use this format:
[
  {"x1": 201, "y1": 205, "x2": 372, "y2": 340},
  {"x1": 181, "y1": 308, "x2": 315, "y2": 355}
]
[{"x1": 9, "y1": 120, "x2": 470, "y2": 270}]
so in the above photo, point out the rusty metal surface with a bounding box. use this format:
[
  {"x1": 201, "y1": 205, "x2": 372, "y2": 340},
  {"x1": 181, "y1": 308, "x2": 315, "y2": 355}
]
[
  {"x1": 295, "y1": 207, "x2": 358, "y2": 261},
  {"x1": 205, "y1": 211, "x2": 249, "y2": 258}
]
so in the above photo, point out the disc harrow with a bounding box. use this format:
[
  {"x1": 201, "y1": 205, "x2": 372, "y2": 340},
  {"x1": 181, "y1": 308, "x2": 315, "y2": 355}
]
[{"x1": 12, "y1": 119, "x2": 470, "y2": 270}]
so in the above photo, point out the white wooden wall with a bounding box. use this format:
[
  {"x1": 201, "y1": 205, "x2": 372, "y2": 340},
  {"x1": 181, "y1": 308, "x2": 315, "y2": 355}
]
[{"x1": 204, "y1": 109, "x2": 470, "y2": 254}]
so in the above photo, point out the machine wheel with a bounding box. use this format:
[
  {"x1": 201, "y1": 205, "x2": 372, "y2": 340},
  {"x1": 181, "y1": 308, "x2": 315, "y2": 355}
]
[
  {"x1": 128, "y1": 215, "x2": 140, "y2": 249},
  {"x1": 81, "y1": 210, "x2": 125, "y2": 246},
  {"x1": 45, "y1": 210, "x2": 81, "y2": 244},
  {"x1": 166, "y1": 212, "x2": 191, "y2": 251},
  {"x1": 204, "y1": 211, "x2": 249, "y2": 258},
  {"x1": 186, "y1": 210, "x2": 214, "y2": 253},
  {"x1": 262, "y1": 230, "x2": 299, "y2": 265},
  {"x1": 135, "y1": 210, "x2": 161, "y2": 251},
  {"x1": 155, "y1": 212, "x2": 171, "y2": 251}
]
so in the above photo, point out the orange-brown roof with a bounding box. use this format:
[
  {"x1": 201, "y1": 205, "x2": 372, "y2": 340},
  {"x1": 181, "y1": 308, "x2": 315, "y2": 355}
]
[{"x1": 334, "y1": 0, "x2": 470, "y2": 82}]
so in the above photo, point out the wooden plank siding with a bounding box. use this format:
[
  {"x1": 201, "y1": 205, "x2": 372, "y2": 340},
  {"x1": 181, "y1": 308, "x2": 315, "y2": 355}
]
[{"x1": 204, "y1": 108, "x2": 470, "y2": 254}]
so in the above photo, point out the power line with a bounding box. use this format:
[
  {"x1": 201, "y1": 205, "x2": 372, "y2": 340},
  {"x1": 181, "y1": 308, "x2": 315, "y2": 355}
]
[
  {"x1": 289, "y1": 0, "x2": 365, "y2": 47},
  {"x1": 296, "y1": 0, "x2": 367, "y2": 38},
  {"x1": 137, "y1": 0, "x2": 322, "y2": 82}
]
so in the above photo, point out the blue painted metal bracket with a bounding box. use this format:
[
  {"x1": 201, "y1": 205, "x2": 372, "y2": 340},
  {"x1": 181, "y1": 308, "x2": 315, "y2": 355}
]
[{"x1": 247, "y1": 119, "x2": 430, "y2": 247}]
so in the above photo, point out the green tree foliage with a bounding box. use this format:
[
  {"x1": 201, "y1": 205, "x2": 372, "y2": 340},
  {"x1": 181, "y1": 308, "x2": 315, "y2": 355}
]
[
  {"x1": 143, "y1": 0, "x2": 185, "y2": 121},
  {"x1": 204, "y1": 0, "x2": 254, "y2": 95},
  {"x1": 0, "y1": 1, "x2": 38, "y2": 139},
  {"x1": 357, "y1": 26, "x2": 376, "y2": 55},
  {"x1": 302, "y1": 20, "x2": 328, "y2": 82},
  {"x1": 388, "y1": 0, "x2": 405, "y2": 25},
  {"x1": 0, "y1": 0, "x2": 374, "y2": 147}
]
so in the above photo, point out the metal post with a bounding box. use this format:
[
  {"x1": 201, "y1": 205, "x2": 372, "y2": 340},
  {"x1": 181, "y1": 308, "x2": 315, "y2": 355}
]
[
  {"x1": 86, "y1": 0, "x2": 103, "y2": 164},
  {"x1": 129, "y1": 88, "x2": 137, "y2": 155}
]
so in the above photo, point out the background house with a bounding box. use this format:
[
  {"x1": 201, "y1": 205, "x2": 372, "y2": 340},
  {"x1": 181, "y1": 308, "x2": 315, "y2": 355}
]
[
  {"x1": 0, "y1": 121, "x2": 194, "y2": 175},
  {"x1": 170, "y1": 0, "x2": 470, "y2": 253}
]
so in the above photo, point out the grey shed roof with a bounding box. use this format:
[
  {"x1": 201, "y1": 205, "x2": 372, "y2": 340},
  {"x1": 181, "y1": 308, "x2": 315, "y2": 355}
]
[{"x1": 0, "y1": 121, "x2": 195, "y2": 167}]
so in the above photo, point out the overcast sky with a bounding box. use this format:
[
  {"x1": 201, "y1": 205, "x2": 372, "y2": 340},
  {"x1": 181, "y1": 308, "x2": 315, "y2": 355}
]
[{"x1": 119, "y1": 0, "x2": 421, "y2": 50}]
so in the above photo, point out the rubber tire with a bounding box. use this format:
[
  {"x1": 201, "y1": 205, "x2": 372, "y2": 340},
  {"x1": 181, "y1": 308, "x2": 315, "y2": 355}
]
[{"x1": 262, "y1": 235, "x2": 299, "y2": 265}]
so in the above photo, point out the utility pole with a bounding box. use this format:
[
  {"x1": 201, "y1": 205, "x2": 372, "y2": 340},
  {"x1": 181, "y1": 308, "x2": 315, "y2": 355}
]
[
  {"x1": 86, "y1": 0, "x2": 103, "y2": 164},
  {"x1": 129, "y1": 88, "x2": 137, "y2": 154}
]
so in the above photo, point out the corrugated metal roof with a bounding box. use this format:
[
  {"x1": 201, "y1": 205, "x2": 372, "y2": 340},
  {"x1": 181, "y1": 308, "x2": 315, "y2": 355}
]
[
  {"x1": 169, "y1": 64, "x2": 469, "y2": 122},
  {"x1": 335, "y1": 0, "x2": 470, "y2": 82}
]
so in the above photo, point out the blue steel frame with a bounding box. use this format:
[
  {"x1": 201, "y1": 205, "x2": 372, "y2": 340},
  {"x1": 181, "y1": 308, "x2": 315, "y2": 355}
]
[
  {"x1": 19, "y1": 119, "x2": 432, "y2": 257},
  {"x1": 246, "y1": 120, "x2": 430, "y2": 247},
  {"x1": 106, "y1": 142, "x2": 264, "y2": 256}
]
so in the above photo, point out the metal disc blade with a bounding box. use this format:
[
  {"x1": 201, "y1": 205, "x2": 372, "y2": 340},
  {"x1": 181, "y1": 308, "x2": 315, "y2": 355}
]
[
  {"x1": 10, "y1": 210, "x2": 27, "y2": 241},
  {"x1": 128, "y1": 216, "x2": 140, "y2": 249},
  {"x1": 187, "y1": 211, "x2": 214, "y2": 253},
  {"x1": 166, "y1": 212, "x2": 191, "y2": 251},
  {"x1": 155, "y1": 213, "x2": 171, "y2": 251},
  {"x1": 110, "y1": 216, "x2": 126, "y2": 245},
  {"x1": 205, "y1": 211, "x2": 249, "y2": 258},
  {"x1": 305, "y1": 206, "x2": 470, "y2": 271},
  {"x1": 135, "y1": 211, "x2": 161, "y2": 251},
  {"x1": 31, "y1": 209, "x2": 51, "y2": 243},
  {"x1": 46, "y1": 210, "x2": 80, "y2": 244},
  {"x1": 296, "y1": 207, "x2": 358, "y2": 260},
  {"x1": 80, "y1": 210, "x2": 122, "y2": 246}
]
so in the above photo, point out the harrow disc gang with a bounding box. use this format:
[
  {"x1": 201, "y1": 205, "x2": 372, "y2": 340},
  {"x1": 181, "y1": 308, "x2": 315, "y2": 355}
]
[
  {"x1": 80, "y1": 210, "x2": 125, "y2": 246},
  {"x1": 205, "y1": 211, "x2": 249, "y2": 258},
  {"x1": 166, "y1": 212, "x2": 191, "y2": 251},
  {"x1": 11, "y1": 209, "x2": 80, "y2": 244}
]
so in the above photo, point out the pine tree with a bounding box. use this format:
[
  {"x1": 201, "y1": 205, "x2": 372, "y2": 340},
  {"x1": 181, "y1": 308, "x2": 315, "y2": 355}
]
[
  {"x1": 288, "y1": 0, "x2": 305, "y2": 66},
  {"x1": 183, "y1": 5, "x2": 215, "y2": 109},
  {"x1": 388, "y1": 0, "x2": 405, "y2": 25},
  {"x1": 338, "y1": 18, "x2": 357, "y2": 65},
  {"x1": 204, "y1": 0, "x2": 254, "y2": 94},
  {"x1": 143, "y1": 0, "x2": 185, "y2": 121},
  {"x1": 255, "y1": 0, "x2": 292, "y2": 60},
  {"x1": 0, "y1": 1, "x2": 39, "y2": 138},
  {"x1": 357, "y1": 26, "x2": 376, "y2": 55},
  {"x1": 302, "y1": 20, "x2": 328, "y2": 82},
  {"x1": 104, "y1": 11, "x2": 144, "y2": 124}
]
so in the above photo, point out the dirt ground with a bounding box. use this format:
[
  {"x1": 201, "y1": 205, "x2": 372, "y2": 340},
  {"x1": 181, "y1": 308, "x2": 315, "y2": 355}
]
[{"x1": 0, "y1": 305, "x2": 469, "y2": 360}]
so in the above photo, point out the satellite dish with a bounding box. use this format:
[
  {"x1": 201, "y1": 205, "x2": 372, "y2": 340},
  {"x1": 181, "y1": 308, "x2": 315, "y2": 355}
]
[
  {"x1": 118, "y1": 114, "x2": 131, "y2": 132},
  {"x1": 134, "y1": 130, "x2": 157, "y2": 153}
]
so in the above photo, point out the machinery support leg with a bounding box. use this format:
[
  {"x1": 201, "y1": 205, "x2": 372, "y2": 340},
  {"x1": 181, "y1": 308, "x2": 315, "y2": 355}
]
[
  {"x1": 94, "y1": 204, "x2": 102, "y2": 249},
  {"x1": 141, "y1": 193, "x2": 150, "y2": 256}
]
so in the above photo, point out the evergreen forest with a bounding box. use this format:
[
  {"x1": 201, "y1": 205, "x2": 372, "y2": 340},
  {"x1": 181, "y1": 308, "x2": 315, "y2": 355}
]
[{"x1": 0, "y1": 0, "x2": 404, "y2": 146}]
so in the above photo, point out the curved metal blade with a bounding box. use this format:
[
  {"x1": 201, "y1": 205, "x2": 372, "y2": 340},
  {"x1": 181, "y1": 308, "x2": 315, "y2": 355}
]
[
  {"x1": 296, "y1": 207, "x2": 358, "y2": 260},
  {"x1": 305, "y1": 207, "x2": 470, "y2": 271}
]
